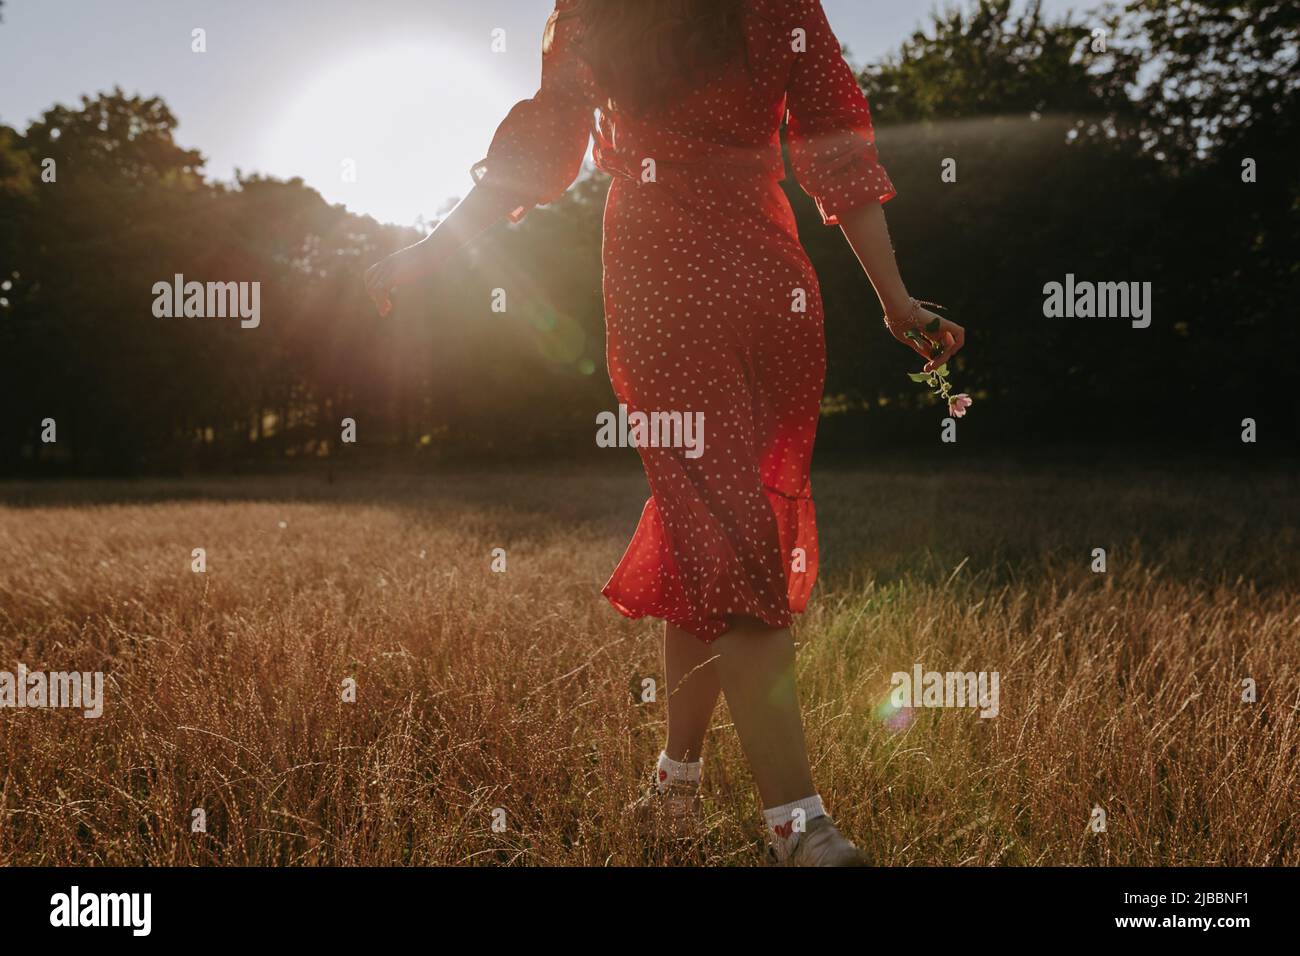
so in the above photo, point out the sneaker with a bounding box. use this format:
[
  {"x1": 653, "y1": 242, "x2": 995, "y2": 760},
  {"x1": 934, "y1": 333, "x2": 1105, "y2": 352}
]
[
  {"x1": 770, "y1": 815, "x2": 868, "y2": 867},
  {"x1": 626, "y1": 780, "x2": 703, "y2": 839}
]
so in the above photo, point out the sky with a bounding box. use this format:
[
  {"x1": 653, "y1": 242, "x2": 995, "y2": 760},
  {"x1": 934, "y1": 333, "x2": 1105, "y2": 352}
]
[{"x1": 0, "y1": 0, "x2": 1095, "y2": 227}]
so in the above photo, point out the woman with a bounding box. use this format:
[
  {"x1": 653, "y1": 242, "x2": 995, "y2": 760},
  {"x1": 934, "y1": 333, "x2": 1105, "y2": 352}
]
[{"x1": 365, "y1": 0, "x2": 965, "y2": 866}]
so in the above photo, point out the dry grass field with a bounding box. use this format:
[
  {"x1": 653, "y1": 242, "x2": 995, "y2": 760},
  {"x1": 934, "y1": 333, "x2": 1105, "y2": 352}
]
[{"x1": 0, "y1": 463, "x2": 1296, "y2": 866}]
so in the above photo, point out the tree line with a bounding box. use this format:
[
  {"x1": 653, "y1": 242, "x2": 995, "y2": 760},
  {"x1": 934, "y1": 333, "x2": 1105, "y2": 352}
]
[{"x1": 1, "y1": 0, "x2": 1295, "y2": 475}]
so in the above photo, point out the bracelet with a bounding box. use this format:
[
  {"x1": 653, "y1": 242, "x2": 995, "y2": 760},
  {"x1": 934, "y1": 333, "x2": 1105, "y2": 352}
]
[
  {"x1": 884, "y1": 298, "x2": 943, "y2": 337},
  {"x1": 884, "y1": 298, "x2": 919, "y2": 333}
]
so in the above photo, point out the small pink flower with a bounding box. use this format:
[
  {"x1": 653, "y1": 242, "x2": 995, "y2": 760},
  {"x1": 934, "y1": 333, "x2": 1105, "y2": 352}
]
[{"x1": 948, "y1": 393, "x2": 972, "y2": 418}]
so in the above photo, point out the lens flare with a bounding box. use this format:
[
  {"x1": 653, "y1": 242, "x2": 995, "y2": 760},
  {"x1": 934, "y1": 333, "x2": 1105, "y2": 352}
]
[{"x1": 874, "y1": 694, "x2": 914, "y2": 732}]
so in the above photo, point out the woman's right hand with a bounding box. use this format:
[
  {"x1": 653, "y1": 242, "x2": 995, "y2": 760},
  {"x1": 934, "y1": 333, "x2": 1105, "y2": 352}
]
[{"x1": 886, "y1": 302, "x2": 966, "y2": 373}]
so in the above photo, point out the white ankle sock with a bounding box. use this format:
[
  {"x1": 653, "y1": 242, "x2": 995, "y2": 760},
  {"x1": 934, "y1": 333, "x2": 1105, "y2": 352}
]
[
  {"x1": 655, "y1": 751, "x2": 702, "y2": 791},
  {"x1": 763, "y1": 795, "x2": 826, "y2": 861}
]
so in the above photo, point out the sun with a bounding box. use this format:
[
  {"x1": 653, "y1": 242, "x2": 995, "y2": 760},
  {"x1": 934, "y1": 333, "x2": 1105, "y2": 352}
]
[{"x1": 261, "y1": 40, "x2": 511, "y2": 228}]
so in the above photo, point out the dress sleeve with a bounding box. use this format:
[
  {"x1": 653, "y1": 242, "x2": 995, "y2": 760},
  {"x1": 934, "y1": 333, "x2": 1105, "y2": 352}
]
[
  {"x1": 470, "y1": 0, "x2": 595, "y2": 224},
  {"x1": 784, "y1": 0, "x2": 896, "y2": 226}
]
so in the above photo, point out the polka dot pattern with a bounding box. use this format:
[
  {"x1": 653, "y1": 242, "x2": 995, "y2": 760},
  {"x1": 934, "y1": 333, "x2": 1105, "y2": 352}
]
[{"x1": 473, "y1": 0, "x2": 896, "y2": 641}]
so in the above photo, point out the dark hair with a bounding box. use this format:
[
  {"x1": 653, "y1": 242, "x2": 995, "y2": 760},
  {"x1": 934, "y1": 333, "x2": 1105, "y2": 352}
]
[{"x1": 549, "y1": 0, "x2": 748, "y2": 116}]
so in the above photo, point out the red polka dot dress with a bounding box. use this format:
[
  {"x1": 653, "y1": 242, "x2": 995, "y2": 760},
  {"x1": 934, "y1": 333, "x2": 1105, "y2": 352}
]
[{"x1": 472, "y1": 0, "x2": 896, "y2": 641}]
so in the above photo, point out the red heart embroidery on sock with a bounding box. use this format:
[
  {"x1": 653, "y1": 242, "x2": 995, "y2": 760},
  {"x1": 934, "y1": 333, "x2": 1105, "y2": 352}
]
[
  {"x1": 658, "y1": 769, "x2": 668, "y2": 782},
  {"x1": 774, "y1": 822, "x2": 794, "y2": 839}
]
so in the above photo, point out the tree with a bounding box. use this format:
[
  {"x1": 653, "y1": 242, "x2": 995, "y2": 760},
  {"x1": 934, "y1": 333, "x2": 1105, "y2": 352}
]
[{"x1": 864, "y1": 0, "x2": 1135, "y2": 124}]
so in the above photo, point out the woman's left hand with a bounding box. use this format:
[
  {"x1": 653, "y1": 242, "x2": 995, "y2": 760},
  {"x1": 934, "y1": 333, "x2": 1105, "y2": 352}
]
[
  {"x1": 364, "y1": 242, "x2": 433, "y2": 317},
  {"x1": 363, "y1": 255, "x2": 400, "y2": 317}
]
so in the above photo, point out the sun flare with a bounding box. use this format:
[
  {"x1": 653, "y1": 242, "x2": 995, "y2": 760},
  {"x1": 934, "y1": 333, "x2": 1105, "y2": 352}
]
[{"x1": 263, "y1": 41, "x2": 509, "y2": 228}]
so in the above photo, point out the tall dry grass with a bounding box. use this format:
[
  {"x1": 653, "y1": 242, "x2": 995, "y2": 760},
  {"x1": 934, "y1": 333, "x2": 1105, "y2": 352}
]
[{"x1": 0, "y1": 463, "x2": 1296, "y2": 865}]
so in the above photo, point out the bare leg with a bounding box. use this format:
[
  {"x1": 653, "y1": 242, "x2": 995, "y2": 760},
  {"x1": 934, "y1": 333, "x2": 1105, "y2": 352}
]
[
  {"x1": 710, "y1": 616, "x2": 815, "y2": 808},
  {"x1": 663, "y1": 623, "x2": 722, "y2": 762}
]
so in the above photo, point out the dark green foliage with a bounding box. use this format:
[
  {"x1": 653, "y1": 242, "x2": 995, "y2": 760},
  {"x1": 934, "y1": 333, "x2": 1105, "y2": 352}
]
[{"x1": 1, "y1": 1, "x2": 1295, "y2": 475}]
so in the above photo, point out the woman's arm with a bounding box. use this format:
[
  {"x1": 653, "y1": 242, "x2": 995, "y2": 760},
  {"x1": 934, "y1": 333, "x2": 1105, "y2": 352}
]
[
  {"x1": 839, "y1": 200, "x2": 965, "y2": 373},
  {"x1": 363, "y1": 183, "x2": 522, "y2": 317},
  {"x1": 365, "y1": 1, "x2": 594, "y2": 316}
]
